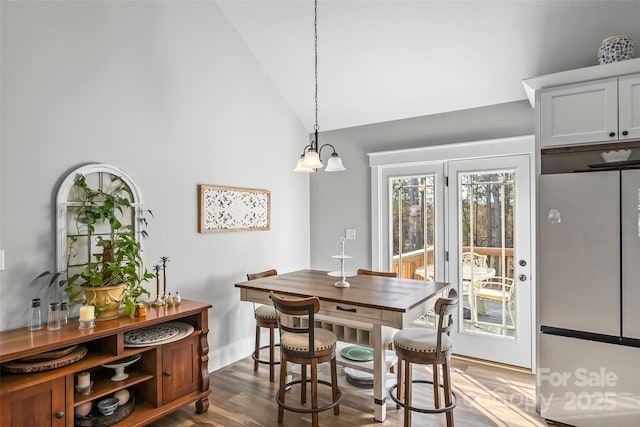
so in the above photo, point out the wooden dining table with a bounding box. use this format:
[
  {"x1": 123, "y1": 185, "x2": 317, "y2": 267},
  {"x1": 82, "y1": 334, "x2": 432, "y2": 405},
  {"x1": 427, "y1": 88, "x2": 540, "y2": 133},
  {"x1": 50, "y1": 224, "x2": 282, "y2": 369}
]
[{"x1": 234, "y1": 269, "x2": 449, "y2": 421}]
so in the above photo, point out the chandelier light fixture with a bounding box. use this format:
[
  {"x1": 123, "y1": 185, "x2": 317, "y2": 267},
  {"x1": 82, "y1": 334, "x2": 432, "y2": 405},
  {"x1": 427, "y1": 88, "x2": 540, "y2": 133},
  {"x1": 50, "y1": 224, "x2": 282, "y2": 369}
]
[{"x1": 294, "y1": 0, "x2": 345, "y2": 173}]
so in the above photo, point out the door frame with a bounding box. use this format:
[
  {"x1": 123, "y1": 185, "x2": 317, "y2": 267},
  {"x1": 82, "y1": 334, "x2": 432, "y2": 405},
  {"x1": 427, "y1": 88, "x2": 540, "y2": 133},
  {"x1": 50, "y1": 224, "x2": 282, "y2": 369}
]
[{"x1": 369, "y1": 135, "x2": 536, "y2": 369}]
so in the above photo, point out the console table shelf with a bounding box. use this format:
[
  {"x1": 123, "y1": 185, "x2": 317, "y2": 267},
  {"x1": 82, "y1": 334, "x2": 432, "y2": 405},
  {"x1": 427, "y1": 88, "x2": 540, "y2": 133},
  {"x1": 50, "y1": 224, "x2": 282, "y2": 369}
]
[{"x1": 0, "y1": 299, "x2": 211, "y2": 427}]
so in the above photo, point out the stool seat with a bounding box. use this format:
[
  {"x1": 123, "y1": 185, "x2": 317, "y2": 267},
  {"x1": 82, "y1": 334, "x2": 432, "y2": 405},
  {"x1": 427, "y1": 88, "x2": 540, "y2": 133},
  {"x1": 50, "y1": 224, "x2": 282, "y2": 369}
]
[
  {"x1": 281, "y1": 328, "x2": 336, "y2": 352},
  {"x1": 255, "y1": 304, "x2": 278, "y2": 321},
  {"x1": 394, "y1": 329, "x2": 452, "y2": 354}
]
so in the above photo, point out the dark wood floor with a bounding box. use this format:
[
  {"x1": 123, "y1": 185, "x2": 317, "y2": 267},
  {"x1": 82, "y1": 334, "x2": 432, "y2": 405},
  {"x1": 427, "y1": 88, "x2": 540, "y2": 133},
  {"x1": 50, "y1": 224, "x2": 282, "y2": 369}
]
[{"x1": 149, "y1": 354, "x2": 551, "y2": 427}]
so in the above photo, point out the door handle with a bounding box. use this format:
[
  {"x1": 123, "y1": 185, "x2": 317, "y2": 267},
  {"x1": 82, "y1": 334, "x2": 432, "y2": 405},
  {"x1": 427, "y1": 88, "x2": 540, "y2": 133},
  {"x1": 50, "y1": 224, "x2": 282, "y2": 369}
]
[{"x1": 519, "y1": 274, "x2": 527, "y2": 282}]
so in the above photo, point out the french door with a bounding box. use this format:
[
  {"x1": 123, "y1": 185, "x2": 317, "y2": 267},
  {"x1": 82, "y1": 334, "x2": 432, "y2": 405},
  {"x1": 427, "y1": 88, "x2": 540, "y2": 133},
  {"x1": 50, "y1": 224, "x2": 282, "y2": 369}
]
[
  {"x1": 447, "y1": 156, "x2": 532, "y2": 368},
  {"x1": 383, "y1": 152, "x2": 532, "y2": 368}
]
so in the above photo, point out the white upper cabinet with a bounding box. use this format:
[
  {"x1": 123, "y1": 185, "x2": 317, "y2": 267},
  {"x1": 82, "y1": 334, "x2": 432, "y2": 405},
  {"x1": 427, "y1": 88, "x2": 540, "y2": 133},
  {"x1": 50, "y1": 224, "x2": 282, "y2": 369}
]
[
  {"x1": 540, "y1": 74, "x2": 640, "y2": 148},
  {"x1": 541, "y1": 77, "x2": 618, "y2": 147},
  {"x1": 540, "y1": 73, "x2": 640, "y2": 148},
  {"x1": 618, "y1": 73, "x2": 640, "y2": 141}
]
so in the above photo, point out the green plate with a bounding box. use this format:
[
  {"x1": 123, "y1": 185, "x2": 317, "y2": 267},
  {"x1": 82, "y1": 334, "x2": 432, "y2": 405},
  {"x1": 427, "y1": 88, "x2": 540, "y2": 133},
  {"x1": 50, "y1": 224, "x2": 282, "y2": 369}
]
[{"x1": 341, "y1": 345, "x2": 374, "y2": 362}]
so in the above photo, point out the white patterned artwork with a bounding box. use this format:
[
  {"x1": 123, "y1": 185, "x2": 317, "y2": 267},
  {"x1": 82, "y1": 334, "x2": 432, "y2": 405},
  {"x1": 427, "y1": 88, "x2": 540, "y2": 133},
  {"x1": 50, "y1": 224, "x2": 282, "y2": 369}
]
[{"x1": 198, "y1": 185, "x2": 270, "y2": 232}]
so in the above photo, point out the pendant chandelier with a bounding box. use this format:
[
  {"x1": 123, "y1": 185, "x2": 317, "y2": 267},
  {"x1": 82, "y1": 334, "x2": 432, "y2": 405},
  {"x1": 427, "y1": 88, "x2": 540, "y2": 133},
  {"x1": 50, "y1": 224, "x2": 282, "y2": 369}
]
[{"x1": 294, "y1": 0, "x2": 345, "y2": 173}]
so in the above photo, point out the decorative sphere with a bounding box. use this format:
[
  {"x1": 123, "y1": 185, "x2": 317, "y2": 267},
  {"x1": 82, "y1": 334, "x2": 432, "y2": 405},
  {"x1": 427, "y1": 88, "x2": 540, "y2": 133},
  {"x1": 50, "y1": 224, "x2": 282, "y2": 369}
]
[
  {"x1": 74, "y1": 401, "x2": 92, "y2": 417},
  {"x1": 113, "y1": 389, "x2": 130, "y2": 406}
]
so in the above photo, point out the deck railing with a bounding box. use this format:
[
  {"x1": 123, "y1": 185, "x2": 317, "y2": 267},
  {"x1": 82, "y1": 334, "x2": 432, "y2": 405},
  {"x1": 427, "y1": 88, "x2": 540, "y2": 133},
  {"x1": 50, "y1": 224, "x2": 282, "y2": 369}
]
[{"x1": 392, "y1": 246, "x2": 514, "y2": 280}]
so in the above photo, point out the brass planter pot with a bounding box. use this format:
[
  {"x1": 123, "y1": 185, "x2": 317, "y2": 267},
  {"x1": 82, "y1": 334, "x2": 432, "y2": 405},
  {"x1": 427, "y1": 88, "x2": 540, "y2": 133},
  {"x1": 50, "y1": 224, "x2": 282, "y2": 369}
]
[{"x1": 83, "y1": 283, "x2": 126, "y2": 320}]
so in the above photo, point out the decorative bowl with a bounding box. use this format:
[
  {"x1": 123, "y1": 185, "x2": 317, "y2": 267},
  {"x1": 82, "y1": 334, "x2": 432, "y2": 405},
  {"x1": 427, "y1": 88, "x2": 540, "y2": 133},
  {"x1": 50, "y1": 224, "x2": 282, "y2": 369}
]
[
  {"x1": 601, "y1": 149, "x2": 631, "y2": 163},
  {"x1": 97, "y1": 397, "x2": 119, "y2": 416}
]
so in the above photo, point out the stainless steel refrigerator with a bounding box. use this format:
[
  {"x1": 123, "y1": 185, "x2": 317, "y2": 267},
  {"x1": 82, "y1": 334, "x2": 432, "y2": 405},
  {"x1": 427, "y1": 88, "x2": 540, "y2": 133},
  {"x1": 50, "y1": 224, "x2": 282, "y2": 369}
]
[{"x1": 538, "y1": 169, "x2": 640, "y2": 426}]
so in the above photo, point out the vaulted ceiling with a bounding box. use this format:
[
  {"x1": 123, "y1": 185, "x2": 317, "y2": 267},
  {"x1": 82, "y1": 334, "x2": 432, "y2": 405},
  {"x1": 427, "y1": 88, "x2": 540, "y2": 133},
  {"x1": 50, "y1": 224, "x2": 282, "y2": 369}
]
[{"x1": 218, "y1": 0, "x2": 640, "y2": 131}]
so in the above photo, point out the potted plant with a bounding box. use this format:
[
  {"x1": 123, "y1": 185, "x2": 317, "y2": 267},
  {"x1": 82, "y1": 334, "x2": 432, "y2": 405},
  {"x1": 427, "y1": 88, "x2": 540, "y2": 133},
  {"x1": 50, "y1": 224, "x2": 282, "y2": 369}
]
[{"x1": 64, "y1": 174, "x2": 154, "y2": 319}]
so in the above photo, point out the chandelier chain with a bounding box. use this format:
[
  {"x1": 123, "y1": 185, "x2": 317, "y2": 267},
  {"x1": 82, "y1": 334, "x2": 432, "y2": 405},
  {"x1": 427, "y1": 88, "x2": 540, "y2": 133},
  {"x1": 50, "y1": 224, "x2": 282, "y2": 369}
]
[{"x1": 314, "y1": 0, "x2": 319, "y2": 133}]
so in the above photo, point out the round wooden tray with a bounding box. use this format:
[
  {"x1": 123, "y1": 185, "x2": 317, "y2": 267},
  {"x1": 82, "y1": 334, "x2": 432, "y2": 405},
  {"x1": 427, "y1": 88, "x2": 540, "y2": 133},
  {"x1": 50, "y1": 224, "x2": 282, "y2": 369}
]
[
  {"x1": 74, "y1": 396, "x2": 135, "y2": 427},
  {"x1": 1, "y1": 346, "x2": 87, "y2": 373},
  {"x1": 17, "y1": 345, "x2": 78, "y2": 362}
]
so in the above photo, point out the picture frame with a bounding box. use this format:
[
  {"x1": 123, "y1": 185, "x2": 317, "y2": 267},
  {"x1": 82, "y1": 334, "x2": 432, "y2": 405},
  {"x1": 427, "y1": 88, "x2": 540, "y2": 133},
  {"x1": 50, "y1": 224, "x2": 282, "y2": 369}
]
[{"x1": 198, "y1": 185, "x2": 271, "y2": 232}]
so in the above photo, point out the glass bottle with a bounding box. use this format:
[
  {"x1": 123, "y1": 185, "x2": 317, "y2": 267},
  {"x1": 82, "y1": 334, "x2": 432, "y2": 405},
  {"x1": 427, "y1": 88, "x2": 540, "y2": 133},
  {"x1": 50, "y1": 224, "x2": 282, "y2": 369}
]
[
  {"x1": 27, "y1": 298, "x2": 42, "y2": 331},
  {"x1": 47, "y1": 302, "x2": 61, "y2": 331},
  {"x1": 174, "y1": 291, "x2": 181, "y2": 306},
  {"x1": 60, "y1": 302, "x2": 69, "y2": 325}
]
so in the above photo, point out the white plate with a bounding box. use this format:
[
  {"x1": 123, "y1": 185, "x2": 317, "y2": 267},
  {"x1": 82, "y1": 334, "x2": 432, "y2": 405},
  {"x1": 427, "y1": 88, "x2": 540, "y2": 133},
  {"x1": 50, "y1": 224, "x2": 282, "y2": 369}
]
[{"x1": 344, "y1": 367, "x2": 374, "y2": 381}]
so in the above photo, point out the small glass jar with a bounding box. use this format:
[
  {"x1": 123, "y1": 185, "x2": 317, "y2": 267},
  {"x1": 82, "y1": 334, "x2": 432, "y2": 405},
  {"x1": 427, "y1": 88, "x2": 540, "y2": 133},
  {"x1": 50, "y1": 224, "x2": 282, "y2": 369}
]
[
  {"x1": 173, "y1": 291, "x2": 181, "y2": 306},
  {"x1": 60, "y1": 302, "x2": 69, "y2": 325},
  {"x1": 28, "y1": 298, "x2": 42, "y2": 331},
  {"x1": 47, "y1": 302, "x2": 61, "y2": 331}
]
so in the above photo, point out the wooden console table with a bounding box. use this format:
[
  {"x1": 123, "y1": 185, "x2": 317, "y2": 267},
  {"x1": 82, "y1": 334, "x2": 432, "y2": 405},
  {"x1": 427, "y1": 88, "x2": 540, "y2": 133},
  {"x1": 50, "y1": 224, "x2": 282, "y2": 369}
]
[{"x1": 0, "y1": 299, "x2": 211, "y2": 427}]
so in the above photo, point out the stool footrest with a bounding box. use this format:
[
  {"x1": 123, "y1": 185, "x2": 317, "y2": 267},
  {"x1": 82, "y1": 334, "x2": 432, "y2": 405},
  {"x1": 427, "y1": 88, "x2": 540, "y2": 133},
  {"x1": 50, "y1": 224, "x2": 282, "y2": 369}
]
[
  {"x1": 275, "y1": 379, "x2": 342, "y2": 414},
  {"x1": 389, "y1": 380, "x2": 458, "y2": 414},
  {"x1": 252, "y1": 343, "x2": 281, "y2": 366}
]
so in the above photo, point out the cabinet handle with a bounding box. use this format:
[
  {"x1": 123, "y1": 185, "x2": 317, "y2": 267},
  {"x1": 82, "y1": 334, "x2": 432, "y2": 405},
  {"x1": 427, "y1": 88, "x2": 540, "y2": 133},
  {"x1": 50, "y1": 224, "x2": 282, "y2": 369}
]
[
  {"x1": 336, "y1": 306, "x2": 356, "y2": 313},
  {"x1": 164, "y1": 370, "x2": 172, "y2": 377},
  {"x1": 55, "y1": 411, "x2": 65, "y2": 419},
  {"x1": 609, "y1": 132, "x2": 616, "y2": 137},
  {"x1": 622, "y1": 130, "x2": 629, "y2": 136}
]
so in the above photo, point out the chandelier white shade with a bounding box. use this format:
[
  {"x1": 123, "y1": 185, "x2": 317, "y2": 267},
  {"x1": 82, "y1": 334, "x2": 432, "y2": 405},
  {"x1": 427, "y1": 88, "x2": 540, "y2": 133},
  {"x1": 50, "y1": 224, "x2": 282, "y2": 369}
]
[{"x1": 294, "y1": 0, "x2": 345, "y2": 173}]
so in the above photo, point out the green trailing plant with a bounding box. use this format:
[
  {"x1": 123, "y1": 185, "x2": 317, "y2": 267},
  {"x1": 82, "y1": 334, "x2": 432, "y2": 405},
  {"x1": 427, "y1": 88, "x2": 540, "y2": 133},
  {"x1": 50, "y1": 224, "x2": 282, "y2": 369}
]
[{"x1": 64, "y1": 174, "x2": 154, "y2": 317}]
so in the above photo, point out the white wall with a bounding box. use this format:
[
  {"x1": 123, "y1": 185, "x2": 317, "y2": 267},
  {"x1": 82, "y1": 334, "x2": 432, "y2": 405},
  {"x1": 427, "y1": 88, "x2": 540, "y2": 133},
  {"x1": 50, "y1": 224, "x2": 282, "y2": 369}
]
[
  {"x1": 0, "y1": 1, "x2": 310, "y2": 371},
  {"x1": 310, "y1": 100, "x2": 534, "y2": 271}
]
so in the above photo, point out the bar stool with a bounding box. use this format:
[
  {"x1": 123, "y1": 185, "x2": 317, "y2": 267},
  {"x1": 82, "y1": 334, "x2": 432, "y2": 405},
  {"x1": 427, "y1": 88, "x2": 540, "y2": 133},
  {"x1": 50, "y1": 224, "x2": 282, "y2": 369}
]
[
  {"x1": 389, "y1": 288, "x2": 459, "y2": 427},
  {"x1": 270, "y1": 292, "x2": 342, "y2": 427},
  {"x1": 247, "y1": 269, "x2": 279, "y2": 382},
  {"x1": 356, "y1": 268, "x2": 397, "y2": 278}
]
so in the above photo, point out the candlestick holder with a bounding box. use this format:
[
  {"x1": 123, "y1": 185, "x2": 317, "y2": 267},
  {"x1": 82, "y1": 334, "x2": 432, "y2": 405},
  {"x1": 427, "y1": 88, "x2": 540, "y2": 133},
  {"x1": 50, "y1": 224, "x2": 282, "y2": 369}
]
[{"x1": 151, "y1": 264, "x2": 165, "y2": 307}]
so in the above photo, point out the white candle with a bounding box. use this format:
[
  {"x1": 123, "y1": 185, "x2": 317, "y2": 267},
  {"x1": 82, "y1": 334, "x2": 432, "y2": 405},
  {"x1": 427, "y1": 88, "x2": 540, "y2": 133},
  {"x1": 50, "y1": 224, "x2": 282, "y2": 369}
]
[
  {"x1": 79, "y1": 305, "x2": 94, "y2": 322},
  {"x1": 77, "y1": 372, "x2": 90, "y2": 388}
]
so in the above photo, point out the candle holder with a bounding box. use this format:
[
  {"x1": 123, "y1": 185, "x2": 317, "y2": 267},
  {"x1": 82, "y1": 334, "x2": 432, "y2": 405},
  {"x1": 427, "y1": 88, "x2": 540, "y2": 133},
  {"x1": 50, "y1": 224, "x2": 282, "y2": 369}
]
[
  {"x1": 78, "y1": 318, "x2": 95, "y2": 329},
  {"x1": 76, "y1": 372, "x2": 92, "y2": 395},
  {"x1": 151, "y1": 264, "x2": 165, "y2": 307},
  {"x1": 75, "y1": 381, "x2": 94, "y2": 396}
]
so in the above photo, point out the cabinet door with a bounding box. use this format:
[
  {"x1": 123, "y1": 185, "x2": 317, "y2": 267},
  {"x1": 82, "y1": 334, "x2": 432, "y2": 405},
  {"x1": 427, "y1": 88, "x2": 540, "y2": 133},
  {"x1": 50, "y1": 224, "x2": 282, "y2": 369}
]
[
  {"x1": 622, "y1": 169, "x2": 640, "y2": 339},
  {"x1": 541, "y1": 77, "x2": 618, "y2": 147},
  {"x1": 0, "y1": 377, "x2": 66, "y2": 427},
  {"x1": 618, "y1": 73, "x2": 640, "y2": 141},
  {"x1": 162, "y1": 335, "x2": 199, "y2": 404},
  {"x1": 539, "y1": 172, "x2": 620, "y2": 336}
]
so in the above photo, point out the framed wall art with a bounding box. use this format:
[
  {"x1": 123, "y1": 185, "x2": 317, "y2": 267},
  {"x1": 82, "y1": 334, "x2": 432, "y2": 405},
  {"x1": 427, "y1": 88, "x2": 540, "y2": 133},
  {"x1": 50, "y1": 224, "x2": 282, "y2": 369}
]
[{"x1": 198, "y1": 185, "x2": 271, "y2": 232}]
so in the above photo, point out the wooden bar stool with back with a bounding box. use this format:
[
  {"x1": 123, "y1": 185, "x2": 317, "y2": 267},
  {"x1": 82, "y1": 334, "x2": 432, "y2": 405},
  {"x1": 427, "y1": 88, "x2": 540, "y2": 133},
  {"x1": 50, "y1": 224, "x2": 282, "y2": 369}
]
[
  {"x1": 246, "y1": 269, "x2": 280, "y2": 382},
  {"x1": 389, "y1": 288, "x2": 459, "y2": 426},
  {"x1": 270, "y1": 291, "x2": 342, "y2": 427}
]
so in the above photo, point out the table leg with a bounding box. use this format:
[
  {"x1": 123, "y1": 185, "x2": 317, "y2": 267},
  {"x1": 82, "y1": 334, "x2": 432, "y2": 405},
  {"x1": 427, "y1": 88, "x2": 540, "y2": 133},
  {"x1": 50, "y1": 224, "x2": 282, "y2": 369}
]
[{"x1": 372, "y1": 324, "x2": 387, "y2": 422}]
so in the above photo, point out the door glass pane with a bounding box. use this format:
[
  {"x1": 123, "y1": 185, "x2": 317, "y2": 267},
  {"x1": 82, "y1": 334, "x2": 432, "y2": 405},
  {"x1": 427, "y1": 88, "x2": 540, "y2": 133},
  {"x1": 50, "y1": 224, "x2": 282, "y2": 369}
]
[
  {"x1": 459, "y1": 170, "x2": 516, "y2": 338},
  {"x1": 391, "y1": 175, "x2": 436, "y2": 280}
]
